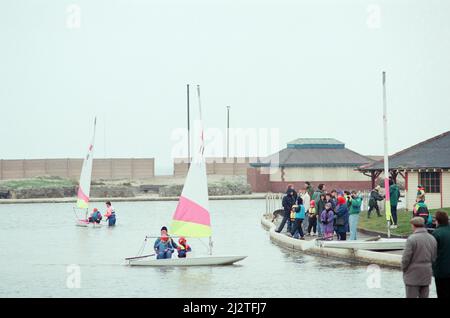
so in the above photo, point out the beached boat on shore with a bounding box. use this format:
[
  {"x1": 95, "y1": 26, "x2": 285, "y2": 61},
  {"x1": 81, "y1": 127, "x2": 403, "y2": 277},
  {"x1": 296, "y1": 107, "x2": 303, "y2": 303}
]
[{"x1": 316, "y1": 238, "x2": 406, "y2": 251}]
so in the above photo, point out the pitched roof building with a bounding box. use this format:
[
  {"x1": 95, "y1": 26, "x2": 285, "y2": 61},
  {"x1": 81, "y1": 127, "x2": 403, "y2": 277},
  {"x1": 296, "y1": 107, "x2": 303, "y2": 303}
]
[
  {"x1": 247, "y1": 138, "x2": 373, "y2": 193},
  {"x1": 358, "y1": 131, "x2": 450, "y2": 210}
]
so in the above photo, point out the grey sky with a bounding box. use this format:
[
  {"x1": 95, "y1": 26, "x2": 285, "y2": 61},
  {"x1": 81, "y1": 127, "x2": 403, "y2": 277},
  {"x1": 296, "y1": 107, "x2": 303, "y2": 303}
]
[{"x1": 1, "y1": 0, "x2": 449, "y2": 174}]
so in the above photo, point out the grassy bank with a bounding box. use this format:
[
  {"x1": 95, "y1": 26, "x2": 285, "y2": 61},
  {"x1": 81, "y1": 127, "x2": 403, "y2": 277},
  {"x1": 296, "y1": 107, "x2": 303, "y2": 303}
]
[
  {"x1": 0, "y1": 176, "x2": 76, "y2": 190},
  {"x1": 358, "y1": 208, "x2": 450, "y2": 236}
]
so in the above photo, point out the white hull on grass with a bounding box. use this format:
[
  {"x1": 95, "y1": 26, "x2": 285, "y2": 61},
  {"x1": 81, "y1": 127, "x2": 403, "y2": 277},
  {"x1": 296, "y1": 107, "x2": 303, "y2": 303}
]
[
  {"x1": 317, "y1": 238, "x2": 406, "y2": 251},
  {"x1": 127, "y1": 255, "x2": 247, "y2": 266}
]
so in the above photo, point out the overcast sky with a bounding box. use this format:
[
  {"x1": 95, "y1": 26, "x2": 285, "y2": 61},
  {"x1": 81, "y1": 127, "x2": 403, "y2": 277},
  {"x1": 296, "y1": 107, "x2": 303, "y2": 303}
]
[{"x1": 1, "y1": 0, "x2": 449, "y2": 174}]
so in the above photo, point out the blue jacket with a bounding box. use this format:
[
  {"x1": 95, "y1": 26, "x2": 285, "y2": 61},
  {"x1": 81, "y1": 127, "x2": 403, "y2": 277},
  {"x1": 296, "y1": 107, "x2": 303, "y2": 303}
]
[
  {"x1": 335, "y1": 204, "x2": 349, "y2": 232},
  {"x1": 154, "y1": 237, "x2": 178, "y2": 254},
  {"x1": 295, "y1": 205, "x2": 306, "y2": 220}
]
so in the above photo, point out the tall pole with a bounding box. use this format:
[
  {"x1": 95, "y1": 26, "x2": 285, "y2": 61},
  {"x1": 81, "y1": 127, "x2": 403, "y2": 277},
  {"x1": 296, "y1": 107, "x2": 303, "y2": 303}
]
[
  {"x1": 187, "y1": 84, "x2": 191, "y2": 166},
  {"x1": 382, "y1": 71, "x2": 392, "y2": 238},
  {"x1": 226, "y1": 106, "x2": 230, "y2": 158}
]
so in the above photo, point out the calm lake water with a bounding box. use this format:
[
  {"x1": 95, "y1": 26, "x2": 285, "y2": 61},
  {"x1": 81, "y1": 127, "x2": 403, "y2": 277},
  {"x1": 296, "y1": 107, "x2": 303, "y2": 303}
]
[{"x1": 0, "y1": 199, "x2": 436, "y2": 298}]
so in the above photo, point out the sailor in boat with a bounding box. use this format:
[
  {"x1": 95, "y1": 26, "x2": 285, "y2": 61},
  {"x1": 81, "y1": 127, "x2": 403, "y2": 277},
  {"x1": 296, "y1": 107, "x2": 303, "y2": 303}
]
[
  {"x1": 88, "y1": 208, "x2": 102, "y2": 224},
  {"x1": 153, "y1": 226, "x2": 178, "y2": 259},
  {"x1": 104, "y1": 201, "x2": 116, "y2": 226},
  {"x1": 176, "y1": 237, "x2": 192, "y2": 258}
]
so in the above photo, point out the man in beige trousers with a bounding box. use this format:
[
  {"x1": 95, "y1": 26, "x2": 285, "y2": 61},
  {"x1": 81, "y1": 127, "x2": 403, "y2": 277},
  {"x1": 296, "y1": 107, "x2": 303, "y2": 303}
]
[{"x1": 401, "y1": 217, "x2": 437, "y2": 298}]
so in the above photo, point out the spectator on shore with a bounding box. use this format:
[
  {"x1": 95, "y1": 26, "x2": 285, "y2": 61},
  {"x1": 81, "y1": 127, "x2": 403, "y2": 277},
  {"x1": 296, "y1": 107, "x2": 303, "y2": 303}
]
[
  {"x1": 368, "y1": 185, "x2": 384, "y2": 218},
  {"x1": 315, "y1": 193, "x2": 327, "y2": 237},
  {"x1": 416, "y1": 184, "x2": 426, "y2": 202},
  {"x1": 325, "y1": 192, "x2": 336, "y2": 210},
  {"x1": 413, "y1": 197, "x2": 432, "y2": 227},
  {"x1": 300, "y1": 189, "x2": 310, "y2": 232},
  {"x1": 305, "y1": 181, "x2": 314, "y2": 198},
  {"x1": 389, "y1": 179, "x2": 401, "y2": 229},
  {"x1": 290, "y1": 198, "x2": 306, "y2": 240},
  {"x1": 276, "y1": 189, "x2": 296, "y2": 233},
  {"x1": 335, "y1": 196, "x2": 349, "y2": 241},
  {"x1": 320, "y1": 202, "x2": 335, "y2": 240},
  {"x1": 286, "y1": 184, "x2": 298, "y2": 201},
  {"x1": 432, "y1": 211, "x2": 450, "y2": 298},
  {"x1": 349, "y1": 191, "x2": 363, "y2": 240},
  {"x1": 401, "y1": 217, "x2": 437, "y2": 298},
  {"x1": 306, "y1": 200, "x2": 317, "y2": 236}
]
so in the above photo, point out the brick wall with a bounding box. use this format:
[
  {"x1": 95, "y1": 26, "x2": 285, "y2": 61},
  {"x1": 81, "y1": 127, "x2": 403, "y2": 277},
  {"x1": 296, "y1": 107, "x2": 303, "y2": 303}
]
[{"x1": 173, "y1": 157, "x2": 258, "y2": 177}]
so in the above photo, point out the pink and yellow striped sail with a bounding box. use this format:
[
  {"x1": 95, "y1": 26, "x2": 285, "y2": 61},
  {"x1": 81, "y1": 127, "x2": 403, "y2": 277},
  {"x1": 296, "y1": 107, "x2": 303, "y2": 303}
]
[
  {"x1": 170, "y1": 121, "x2": 211, "y2": 238},
  {"x1": 76, "y1": 119, "x2": 96, "y2": 210}
]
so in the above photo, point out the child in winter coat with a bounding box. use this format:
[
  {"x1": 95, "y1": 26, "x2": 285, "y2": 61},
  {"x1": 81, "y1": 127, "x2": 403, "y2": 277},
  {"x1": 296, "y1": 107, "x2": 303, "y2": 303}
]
[
  {"x1": 307, "y1": 200, "x2": 317, "y2": 236},
  {"x1": 320, "y1": 203, "x2": 335, "y2": 240}
]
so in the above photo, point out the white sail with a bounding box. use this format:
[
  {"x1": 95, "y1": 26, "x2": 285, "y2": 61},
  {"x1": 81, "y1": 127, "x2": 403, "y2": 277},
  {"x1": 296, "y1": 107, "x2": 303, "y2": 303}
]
[{"x1": 76, "y1": 118, "x2": 96, "y2": 209}]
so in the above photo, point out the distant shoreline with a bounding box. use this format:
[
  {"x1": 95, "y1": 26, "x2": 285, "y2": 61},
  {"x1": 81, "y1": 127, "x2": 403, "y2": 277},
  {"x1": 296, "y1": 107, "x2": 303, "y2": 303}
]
[{"x1": 0, "y1": 194, "x2": 266, "y2": 205}]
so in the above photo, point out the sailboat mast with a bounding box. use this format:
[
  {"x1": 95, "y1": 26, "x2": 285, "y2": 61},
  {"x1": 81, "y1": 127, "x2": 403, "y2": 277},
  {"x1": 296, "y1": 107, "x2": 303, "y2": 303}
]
[
  {"x1": 382, "y1": 72, "x2": 392, "y2": 238},
  {"x1": 196, "y1": 85, "x2": 212, "y2": 255}
]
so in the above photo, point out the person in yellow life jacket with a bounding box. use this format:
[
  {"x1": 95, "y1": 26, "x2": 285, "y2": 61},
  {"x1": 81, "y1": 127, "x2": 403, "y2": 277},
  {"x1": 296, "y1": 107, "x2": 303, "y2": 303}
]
[{"x1": 176, "y1": 237, "x2": 192, "y2": 258}]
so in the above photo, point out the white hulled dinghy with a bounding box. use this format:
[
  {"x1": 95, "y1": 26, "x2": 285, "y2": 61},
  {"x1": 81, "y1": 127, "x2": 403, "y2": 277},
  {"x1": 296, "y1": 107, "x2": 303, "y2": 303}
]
[
  {"x1": 317, "y1": 237, "x2": 406, "y2": 251},
  {"x1": 73, "y1": 118, "x2": 101, "y2": 228},
  {"x1": 126, "y1": 86, "x2": 246, "y2": 266}
]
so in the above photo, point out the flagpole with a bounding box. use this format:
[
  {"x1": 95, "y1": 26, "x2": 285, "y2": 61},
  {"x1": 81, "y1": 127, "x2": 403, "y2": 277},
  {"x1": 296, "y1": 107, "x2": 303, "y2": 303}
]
[{"x1": 382, "y1": 71, "x2": 392, "y2": 238}]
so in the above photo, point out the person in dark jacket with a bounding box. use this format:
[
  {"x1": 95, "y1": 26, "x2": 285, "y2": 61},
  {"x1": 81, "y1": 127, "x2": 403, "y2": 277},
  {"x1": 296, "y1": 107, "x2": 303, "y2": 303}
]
[
  {"x1": 286, "y1": 184, "x2": 298, "y2": 202},
  {"x1": 432, "y1": 211, "x2": 450, "y2": 298},
  {"x1": 335, "y1": 196, "x2": 349, "y2": 241},
  {"x1": 305, "y1": 182, "x2": 314, "y2": 198},
  {"x1": 401, "y1": 217, "x2": 437, "y2": 298},
  {"x1": 276, "y1": 189, "x2": 296, "y2": 233},
  {"x1": 315, "y1": 193, "x2": 327, "y2": 237},
  {"x1": 368, "y1": 185, "x2": 384, "y2": 218},
  {"x1": 413, "y1": 199, "x2": 432, "y2": 227}
]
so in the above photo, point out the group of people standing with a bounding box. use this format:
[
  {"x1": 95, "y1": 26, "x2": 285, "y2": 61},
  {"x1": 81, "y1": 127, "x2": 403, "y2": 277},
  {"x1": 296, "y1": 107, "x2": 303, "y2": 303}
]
[{"x1": 276, "y1": 183, "x2": 364, "y2": 241}]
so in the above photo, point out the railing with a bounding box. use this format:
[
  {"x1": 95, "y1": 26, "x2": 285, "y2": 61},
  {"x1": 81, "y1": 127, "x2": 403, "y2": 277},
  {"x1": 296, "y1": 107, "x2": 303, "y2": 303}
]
[{"x1": 265, "y1": 192, "x2": 284, "y2": 216}]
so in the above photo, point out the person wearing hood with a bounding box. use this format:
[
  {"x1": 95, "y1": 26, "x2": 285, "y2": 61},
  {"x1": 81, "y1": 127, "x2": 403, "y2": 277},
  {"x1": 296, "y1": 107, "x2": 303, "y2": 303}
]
[
  {"x1": 389, "y1": 179, "x2": 401, "y2": 229},
  {"x1": 320, "y1": 202, "x2": 335, "y2": 240},
  {"x1": 286, "y1": 184, "x2": 298, "y2": 202},
  {"x1": 276, "y1": 189, "x2": 296, "y2": 233},
  {"x1": 88, "y1": 208, "x2": 102, "y2": 224},
  {"x1": 401, "y1": 217, "x2": 437, "y2": 298},
  {"x1": 176, "y1": 237, "x2": 192, "y2": 258},
  {"x1": 368, "y1": 186, "x2": 384, "y2": 218},
  {"x1": 334, "y1": 196, "x2": 349, "y2": 241}
]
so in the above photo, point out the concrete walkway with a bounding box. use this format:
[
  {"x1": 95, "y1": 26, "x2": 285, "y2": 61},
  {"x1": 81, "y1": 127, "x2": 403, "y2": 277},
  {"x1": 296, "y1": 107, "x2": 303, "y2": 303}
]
[{"x1": 262, "y1": 215, "x2": 402, "y2": 268}]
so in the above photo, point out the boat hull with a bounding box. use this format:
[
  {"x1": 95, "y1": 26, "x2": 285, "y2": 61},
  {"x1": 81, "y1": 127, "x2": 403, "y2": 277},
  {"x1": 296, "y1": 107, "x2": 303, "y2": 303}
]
[
  {"x1": 127, "y1": 255, "x2": 247, "y2": 266},
  {"x1": 76, "y1": 220, "x2": 102, "y2": 228},
  {"x1": 317, "y1": 238, "x2": 406, "y2": 251}
]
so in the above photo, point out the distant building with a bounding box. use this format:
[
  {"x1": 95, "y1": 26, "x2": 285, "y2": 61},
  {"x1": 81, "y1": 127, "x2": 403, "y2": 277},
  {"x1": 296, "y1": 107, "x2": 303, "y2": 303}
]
[
  {"x1": 247, "y1": 138, "x2": 373, "y2": 193},
  {"x1": 358, "y1": 131, "x2": 450, "y2": 210}
]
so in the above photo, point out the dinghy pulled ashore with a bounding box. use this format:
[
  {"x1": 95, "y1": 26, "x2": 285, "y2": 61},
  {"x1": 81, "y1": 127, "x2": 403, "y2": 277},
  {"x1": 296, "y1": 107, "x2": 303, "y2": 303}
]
[{"x1": 316, "y1": 237, "x2": 406, "y2": 251}]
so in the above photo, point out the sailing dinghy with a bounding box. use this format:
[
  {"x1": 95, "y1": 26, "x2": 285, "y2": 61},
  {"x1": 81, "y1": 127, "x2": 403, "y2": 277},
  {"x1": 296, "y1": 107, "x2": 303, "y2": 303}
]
[
  {"x1": 317, "y1": 237, "x2": 406, "y2": 251},
  {"x1": 127, "y1": 86, "x2": 246, "y2": 266},
  {"x1": 74, "y1": 118, "x2": 100, "y2": 228}
]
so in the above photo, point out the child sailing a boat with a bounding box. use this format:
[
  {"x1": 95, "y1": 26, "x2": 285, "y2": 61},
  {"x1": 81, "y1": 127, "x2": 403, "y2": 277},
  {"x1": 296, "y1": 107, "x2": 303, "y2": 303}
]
[{"x1": 177, "y1": 237, "x2": 192, "y2": 258}]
